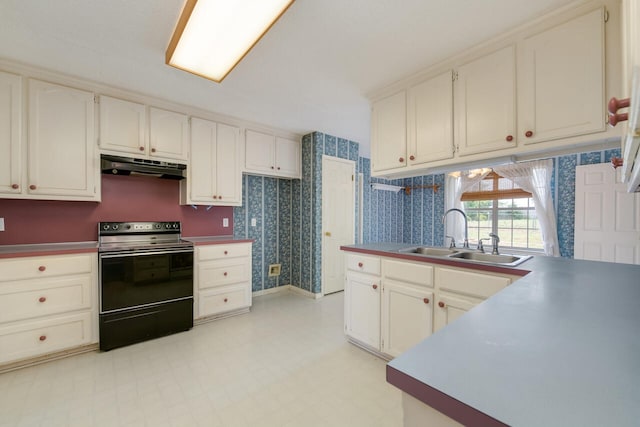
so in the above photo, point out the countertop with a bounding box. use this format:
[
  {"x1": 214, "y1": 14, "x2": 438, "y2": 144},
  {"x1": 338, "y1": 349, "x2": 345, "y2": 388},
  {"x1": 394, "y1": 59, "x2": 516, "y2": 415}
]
[
  {"x1": 183, "y1": 236, "x2": 254, "y2": 245},
  {"x1": 342, "y1": 244, "x2": 640, "y2": 426}
]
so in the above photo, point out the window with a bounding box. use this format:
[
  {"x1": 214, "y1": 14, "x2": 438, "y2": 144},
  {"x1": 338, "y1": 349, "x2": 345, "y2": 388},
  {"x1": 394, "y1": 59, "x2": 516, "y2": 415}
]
[{"x1": 461, "y1": 172, "x2": 543, "y2": 251}]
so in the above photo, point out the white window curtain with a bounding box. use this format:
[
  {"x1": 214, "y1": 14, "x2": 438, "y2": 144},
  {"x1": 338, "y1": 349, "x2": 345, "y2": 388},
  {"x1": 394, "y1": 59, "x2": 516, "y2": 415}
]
[
  {"x1": 493, "y1": 159, "x2": 559, "y2": 257},
  {"x1": 444, "y1": 170, "x2": 491, "y2": 246}
]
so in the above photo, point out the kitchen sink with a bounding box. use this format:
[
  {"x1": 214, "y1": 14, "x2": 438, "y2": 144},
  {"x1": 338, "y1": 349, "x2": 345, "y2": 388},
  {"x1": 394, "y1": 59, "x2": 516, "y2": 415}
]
[
  {"x1": 398, "y1": 246, "x2": 532, "y2": 267},
  {"x1": 449, "y1": 251, "x2": 532, "y2": 267}
]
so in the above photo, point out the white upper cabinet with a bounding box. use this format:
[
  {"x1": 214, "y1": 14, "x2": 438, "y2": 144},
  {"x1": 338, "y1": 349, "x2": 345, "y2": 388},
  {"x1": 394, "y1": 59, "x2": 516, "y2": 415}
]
[
  {"x1": 148, "y1": 107, "x2": 189, "y2": 162},
  {"x1": 407, "y1": 70, "x2": 454, "y2": 165},
  {"x1": 99, "y1": 96, "x2": 146, "y2": 156},
  {"x1": 245, "y1": 129, "x2": 301, "y2": 178},
  {"x1": 518, "y1": 7, "x2": 605, "y2": 145},
  {"x1": 371, "y1": 91, "x2": 406, "y2": 173},
  {"x1": 99, "y1": 97, "x2": 189, "y2": 163},
  {"x1": 182, "y1": 117, "x2": 241, "y2": 206},
  {"x1": 0, "y1": 71, "x2": 22, "y2": 196},
  {"x1": 27, "y1": 79, "x2": 98, "y2": 201},
  {"x1": 455, "y1": 45, "x2": 517, "y2": 157}
]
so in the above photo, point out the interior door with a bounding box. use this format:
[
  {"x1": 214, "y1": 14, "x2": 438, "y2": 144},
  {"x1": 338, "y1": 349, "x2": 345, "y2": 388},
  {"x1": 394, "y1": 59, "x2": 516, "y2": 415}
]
[
  {"x1": 575, "y1": 163, "x2": 640, "y2": 264},
  {"x1": 322, "y1": 156, "x2": 355, "y2": 295}
]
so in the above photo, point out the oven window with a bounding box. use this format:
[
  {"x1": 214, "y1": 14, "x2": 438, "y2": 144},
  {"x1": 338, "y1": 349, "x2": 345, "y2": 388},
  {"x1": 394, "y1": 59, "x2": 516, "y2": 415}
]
[{"x1": 101, "y1": 251, "x2": 193, "y2": 312}]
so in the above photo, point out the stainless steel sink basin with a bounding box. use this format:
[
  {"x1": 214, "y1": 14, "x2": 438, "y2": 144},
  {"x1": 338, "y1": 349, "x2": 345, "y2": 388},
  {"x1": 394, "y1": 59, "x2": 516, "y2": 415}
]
[
  {"x1": 402, "y1": 247, "x2": 459, "y2": 256},
  {"x1": 449, "y1": 251, "x2": 532, "y2": 267}
]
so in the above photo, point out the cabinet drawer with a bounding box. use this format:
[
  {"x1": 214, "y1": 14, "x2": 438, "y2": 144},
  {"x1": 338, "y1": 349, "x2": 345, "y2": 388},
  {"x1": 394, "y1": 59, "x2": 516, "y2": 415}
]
[
  {"x1": 198, "y1": 258, "x2": 249, "y2": 289},
  {"x1": 383, "y1": 259, "x2": 433, "y2": 287},
  {"x1": 0, "y1": 275, "x2": 92, "y2": 323},
  {"x1": 198, "y1": 284, "x2": 251, "y2": 317},
  {"x1": 197, "y1": 243, "x2": 251, "y2": 261},
  {"x1": 0, "y1": 254, "x2": 94, "y2": 282},
  {"x1": 346, "y1": 254, "x2": 381, "y2": 275},
  {"x1": 0, "y1": 311, "x2": 92, "y2": 364},
  {"x1": 436, "y1": 267, "x2": 511, "y2": 299}
]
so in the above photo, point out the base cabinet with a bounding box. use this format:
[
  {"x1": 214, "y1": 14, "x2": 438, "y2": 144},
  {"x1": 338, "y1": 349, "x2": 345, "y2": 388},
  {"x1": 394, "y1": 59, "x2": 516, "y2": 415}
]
[
  {"x1": 0, "y1": 253, "x2": 97, "y2": 366},
  {"x1": 345, "y1": 271, "x2": 381, "y2": 349},
  {"x1": 195, "y1": 242, "x2": 252, "y2": 319}
]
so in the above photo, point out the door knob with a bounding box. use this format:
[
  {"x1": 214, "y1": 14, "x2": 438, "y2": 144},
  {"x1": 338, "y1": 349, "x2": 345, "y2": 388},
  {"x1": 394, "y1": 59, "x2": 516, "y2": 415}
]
[{"x1": 325, "y1": 231, "x2": 331, "y2": 237}]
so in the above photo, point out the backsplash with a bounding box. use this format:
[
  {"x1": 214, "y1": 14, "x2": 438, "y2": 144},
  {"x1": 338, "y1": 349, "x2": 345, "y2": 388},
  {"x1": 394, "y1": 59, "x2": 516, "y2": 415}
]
[{"x1": 0, "y1": 175, "x2": 233, "y2": 245}]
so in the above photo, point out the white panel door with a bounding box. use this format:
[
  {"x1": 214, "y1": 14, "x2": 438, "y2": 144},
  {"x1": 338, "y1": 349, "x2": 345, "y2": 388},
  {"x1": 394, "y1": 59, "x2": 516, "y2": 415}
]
[
  {"x1": 519, "y1": 8, "x2": 605, "y2": 144},
  {"x1": 99, "y1": 96, "x2": 146, "y2": 155},
  {"x1": 322, "y1": 156, "x2": 355, "y2": 294},
  {"x1": 371, "y1": 91, "x2": 406, "y2": 172},
  {"x1": 0, "y1": 71, "x2": 22, "y2": 195},
  {"x1": 575, "y1": 163, "x2": 640, "y2": 264},
  {"x1": 407, "y1": 71, "x2": 454, "y2": 165},
  {"x1": 215, "y1": 123, "x2": 241, "y2": 204},
  {"x1": 455, "y1": 45, "x2": 517, "y2": 156},
  {"x1": 345, "y1": 272, "x2": 380, "y2": 349},
  {"x1": 245, "y1": 129, "x2": 275, "y2": 173},
  {"x1": 28, "y1": 79, "x2": 97, "y2": 199},
  {"x1": 275, "y1": 136, "x2": 301, "y2": 178},
  {"x1": 148, "y1": 107, "x2": 189, "y2": 161}
]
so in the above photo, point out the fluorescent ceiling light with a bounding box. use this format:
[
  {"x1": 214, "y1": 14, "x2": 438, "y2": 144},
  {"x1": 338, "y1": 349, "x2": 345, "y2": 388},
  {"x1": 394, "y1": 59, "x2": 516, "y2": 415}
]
[{"x1": 166, "y1": 0, "x2": 295, "y2": 83}]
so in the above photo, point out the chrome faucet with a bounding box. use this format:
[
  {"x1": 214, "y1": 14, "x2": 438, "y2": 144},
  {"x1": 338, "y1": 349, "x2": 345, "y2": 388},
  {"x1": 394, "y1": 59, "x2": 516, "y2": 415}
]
[
  {"x1": 489, "y1": 233, "x2": 500, "y2": 255},
  {"x1": 442, "y1": 208, "x2": 469, "y2": 249}
]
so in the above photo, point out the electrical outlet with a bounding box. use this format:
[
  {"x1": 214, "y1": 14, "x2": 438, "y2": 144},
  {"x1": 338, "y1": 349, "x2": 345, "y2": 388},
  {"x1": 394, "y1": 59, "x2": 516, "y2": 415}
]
[
  {"x1": 0, "y1": 218, "x2": 4, "y2": 232},
  {"x1": 223, "y1": 218, "x2": 229, "y2": 227},
  {"x1": 251, "y1": 218, "x2": 257, "y2": 227}
]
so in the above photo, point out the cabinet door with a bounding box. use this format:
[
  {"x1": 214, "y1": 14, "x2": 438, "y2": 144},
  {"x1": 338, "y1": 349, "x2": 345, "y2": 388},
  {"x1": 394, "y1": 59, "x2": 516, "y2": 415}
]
[
  {"x1": 245, "y1": 129, "x2": 275, "y2": 174},
  {"x1": 149, "y1": 107, "x2": 189, "y2": 161},
  {"x1": 382, "y1": 281, "x2": 433, "y2": 358},
  {"x1": 0, "y1": 71, "x2": 22, "y2": 195},
  {"x1": 28, "y1": 79, "x2": 97, "y2": 200},
  {"x1": 371, "y1": 91, "x2": 406, "y2": 172},
  {"x1": 434, "y1": 293, "x2": 480, "y2": 332},
  {"x1": 188, "y1": 117, "x2": 217, "y2": 204},
  {"x1": 99, "y1": 95, "x2": 146, "y2": 155},
  {"x1": 345, "y1": 272, "x2": 381, "y2": 349},
  {"x1": 407, "y1": 71, "x2": 454, "y2": 165},
  {"x1": 519, "y1": 8, "x2": 605, "y2": 145},
  {"x1": 455, "y1": 46, "x2": 516, "y2": 156},
  {"x1": 275, "y1": 136, "x2": 301, "y2": 178},
  {"x1": 216, "y1": 123, "x2": 242, "y2": 204}
]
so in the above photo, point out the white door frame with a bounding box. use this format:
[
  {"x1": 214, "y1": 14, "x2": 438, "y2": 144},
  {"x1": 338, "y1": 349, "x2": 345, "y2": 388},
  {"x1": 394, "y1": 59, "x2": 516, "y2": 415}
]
[{"x1": 321, "y1": 155, "x2": 356, "y2": 295}]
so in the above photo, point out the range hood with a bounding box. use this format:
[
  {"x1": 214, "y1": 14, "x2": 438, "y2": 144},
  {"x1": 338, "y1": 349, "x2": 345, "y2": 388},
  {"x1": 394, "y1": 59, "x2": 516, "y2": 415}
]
[{"x1": 101, "y1": 155, "x2": 186, "y2": 180}]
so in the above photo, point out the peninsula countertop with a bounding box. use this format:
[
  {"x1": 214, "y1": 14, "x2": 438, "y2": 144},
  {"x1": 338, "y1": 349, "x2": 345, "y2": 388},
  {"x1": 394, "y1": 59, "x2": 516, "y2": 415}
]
[{"x1": 342, "y1": 243, "x2": 640, "y2": 426}]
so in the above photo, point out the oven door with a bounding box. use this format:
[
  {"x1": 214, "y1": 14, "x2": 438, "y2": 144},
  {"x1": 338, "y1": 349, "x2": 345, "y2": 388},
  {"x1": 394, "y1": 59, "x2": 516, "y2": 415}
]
[{"x1": 99, "y1": 248, "x2": 194, "y2": 313}]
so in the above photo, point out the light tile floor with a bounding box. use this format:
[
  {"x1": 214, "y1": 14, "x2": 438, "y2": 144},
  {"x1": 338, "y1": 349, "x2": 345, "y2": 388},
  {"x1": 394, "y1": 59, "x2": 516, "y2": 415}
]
[{"x1": 0, "y1": 292, "x2": 402, "y2": 427}]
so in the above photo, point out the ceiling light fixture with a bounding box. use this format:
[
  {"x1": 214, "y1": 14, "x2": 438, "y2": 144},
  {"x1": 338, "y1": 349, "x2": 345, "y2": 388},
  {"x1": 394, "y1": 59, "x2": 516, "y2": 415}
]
[{"x1": 166, "y1": 0, "x2": 295, "y2": 83}]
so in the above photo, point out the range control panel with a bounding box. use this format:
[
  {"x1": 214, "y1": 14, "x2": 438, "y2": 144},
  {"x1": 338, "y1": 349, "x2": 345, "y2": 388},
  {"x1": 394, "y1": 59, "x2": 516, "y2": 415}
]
[{"x1": 98, "y1": 221, "x2": 181, "y2": 235}]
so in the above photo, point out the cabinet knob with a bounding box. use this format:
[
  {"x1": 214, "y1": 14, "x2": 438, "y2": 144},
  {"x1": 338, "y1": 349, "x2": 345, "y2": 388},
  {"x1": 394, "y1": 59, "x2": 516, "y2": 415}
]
[
  {"x1": 608, "y1": 97, "x2": 630, "y2": 114},
  {"x1": 372, "y1": 284, "x2": 378, "y2": 290},
  {"x1": 224, "y1": 298, "x2": 228, "y2": 303},
  {"x1": 223, "y1": 272, "x2": 228, "y2": 276},
  {"x1": 358, "y1": 262, "x2": 363, "y2": 268},
  {"x1": 39, "y1": 335, "x2": 47, "y2": 341},
  {"x1": 224, "y1": 250, "x2": 228, "y2": 255},
  {"x1": 271, "y1": 166, "x2": 275, "y2": 169},
  {"x1": 438, "y1": 301, "x2": 445, "y2": 308},
  {"x1": 277, "y1": 166, "x2": 281, "y2": 170},
  {"x1": 139, "y1": 146, "x2": 145, "y2": 151},
  {"x1": 409, "y1": 155, "x2": 415, "y2": 161},
  {"x1": 423, "y1": 298, "x2": 430, "y2": 304},
  {"x1": 399, "y1": 157, "x2": 405, "y2": 163},
  {"x1": 39, "y1": 297, "x2": 46, "y2": 303},
  {"x1": 609, "y1": 113, "x2": 629, "y2": 127},
  {"x1": 217, "y1": 196, "x2": 222, "y2": 200},
  {"x1": 38, "y1": 266, "x2": 46, "y2": 272},
  {"x1": 525, "y1": 130, "x2": 533, "y2": 138},
  {"x1": 11, "y1": 184, "x2": 19, "y2": 189},
  {"x1": 151, "y1": 148, "x2": 156, "y2": 153},
  {"x1": 29, "y1": 184, "x2": 37, "y2": 190},
  {"x1": 506, "y1": 135, "x2": 513, "y2": 142},
  {"x1": 611, "y1": 157, "x2": 624, "y2": 169}
]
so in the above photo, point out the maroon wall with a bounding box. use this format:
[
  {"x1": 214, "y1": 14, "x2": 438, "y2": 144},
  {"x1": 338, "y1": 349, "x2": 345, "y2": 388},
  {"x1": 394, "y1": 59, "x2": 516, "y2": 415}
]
[{"x1": 0, "y1": 175, "x2": 234, "y2": 245}]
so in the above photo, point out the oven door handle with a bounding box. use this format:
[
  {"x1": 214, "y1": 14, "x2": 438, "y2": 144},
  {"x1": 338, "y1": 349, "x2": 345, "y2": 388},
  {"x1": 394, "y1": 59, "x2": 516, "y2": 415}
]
[{"x1": 99, "y1": 249, "x2": 194, "y2": 258}]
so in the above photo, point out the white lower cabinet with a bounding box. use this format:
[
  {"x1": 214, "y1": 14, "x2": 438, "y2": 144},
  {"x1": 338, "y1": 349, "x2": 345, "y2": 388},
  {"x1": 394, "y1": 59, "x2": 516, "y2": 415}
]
[
  {"x1": 0, "y1": 253, "x2": 97, "y2": 366},
  {"x1": 195, "y1": 242, "x2": 252, "y2": 319},
  {"x1": 344, "y1": 252, "x2": 521, "y2": 359}
]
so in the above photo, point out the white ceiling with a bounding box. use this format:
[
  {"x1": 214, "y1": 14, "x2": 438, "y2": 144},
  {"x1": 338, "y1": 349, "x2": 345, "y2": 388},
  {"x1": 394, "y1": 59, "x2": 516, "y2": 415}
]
[{"x1": 0, "y1": 0, "x2": 578, "y2": 157}]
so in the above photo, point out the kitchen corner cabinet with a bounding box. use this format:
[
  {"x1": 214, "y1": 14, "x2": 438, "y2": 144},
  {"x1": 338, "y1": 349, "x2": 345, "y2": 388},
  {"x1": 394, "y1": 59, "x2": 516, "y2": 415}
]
[
  {"x1": 371, "y1": 91, "x2": 406, "y2": 173},
  {"x1": 181, "y1": 117, "x2": 242, "y2": 206},
  {"x1": 455, "y1": 45, "x2": 517, "y2": 157},
  {"x1": 0, "y1": 253, "x2": 97, "y2": 366},
  {"x1": 518, "y1": 8, "x2": 605, "y2": 145},
  {"x1": 245, "y1": 129, "x2": 301, "y2": 178},
  {"x1": 195, "y1": 242, "x2": 252, "y2": 320},
  {"x1": 0, "y1": 70, "x2": 22, "y2": 196},
  {"x1": 98, "y1": 96, "x2": 189, "y2": 163}
]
